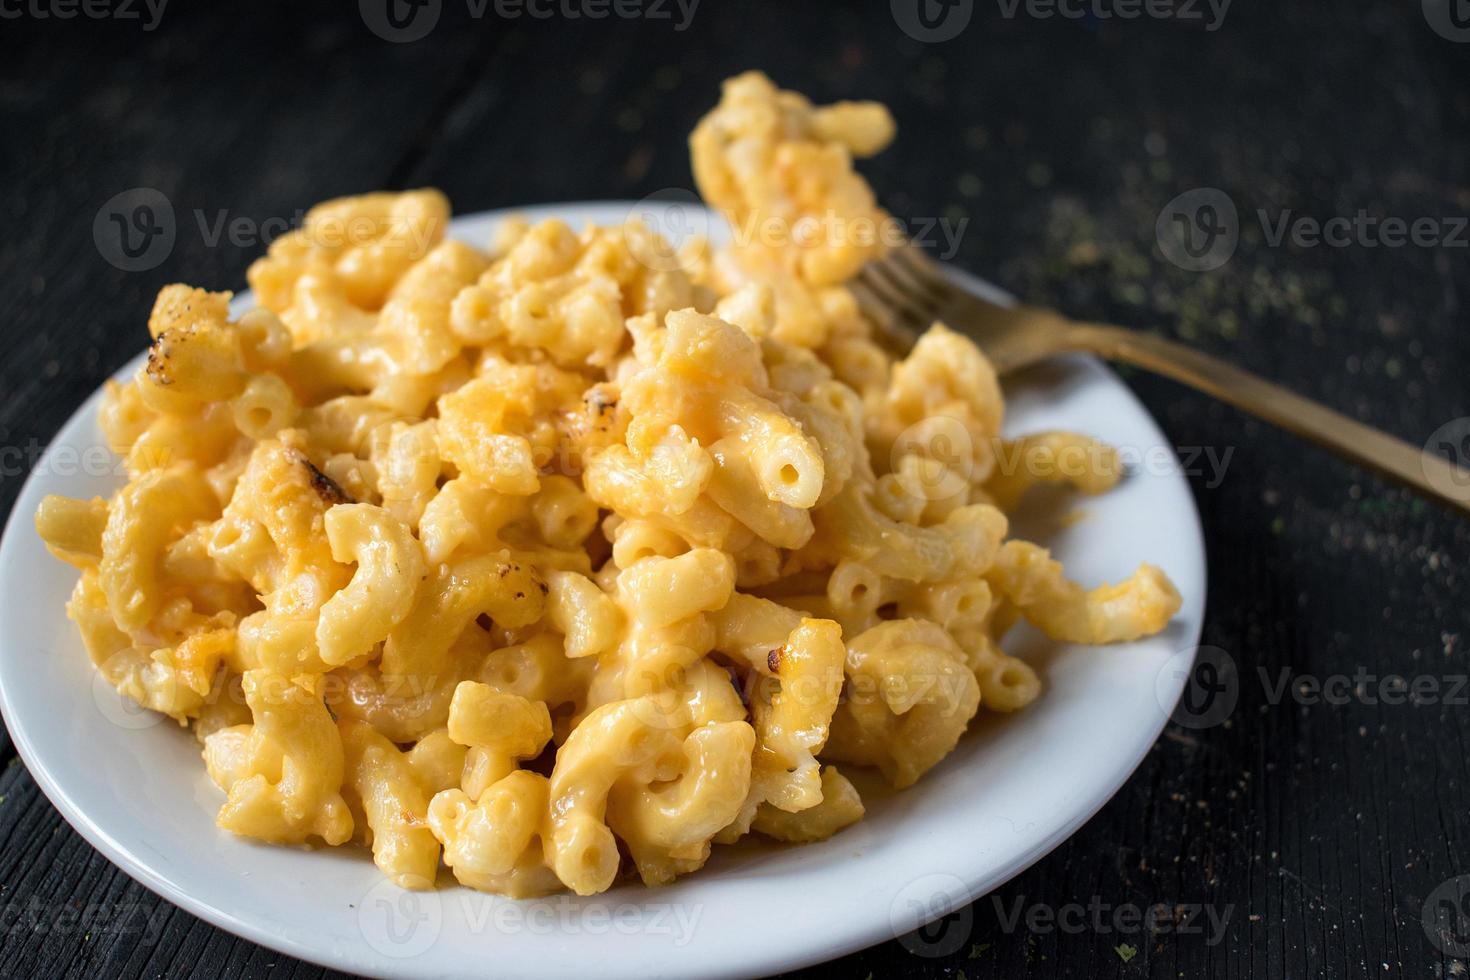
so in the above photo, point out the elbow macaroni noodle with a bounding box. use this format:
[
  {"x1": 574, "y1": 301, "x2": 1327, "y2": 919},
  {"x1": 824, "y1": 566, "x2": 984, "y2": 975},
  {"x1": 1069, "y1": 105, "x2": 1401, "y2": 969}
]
[{"x1": 35, "y1": 72, "x2": 1181, "y2": 897}]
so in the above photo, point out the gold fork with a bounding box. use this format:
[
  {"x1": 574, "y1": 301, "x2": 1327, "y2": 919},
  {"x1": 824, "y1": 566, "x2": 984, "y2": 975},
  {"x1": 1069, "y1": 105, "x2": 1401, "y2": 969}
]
[{"x1": 851, "y1": 244, "x2": 1470, "y2": 516}]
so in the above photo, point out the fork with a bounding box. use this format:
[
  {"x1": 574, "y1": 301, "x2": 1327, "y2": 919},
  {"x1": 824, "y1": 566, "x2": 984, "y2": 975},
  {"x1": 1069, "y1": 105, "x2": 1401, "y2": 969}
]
[{"x1": 851, "y1": 244, "x2": 1470, "y2": 516}]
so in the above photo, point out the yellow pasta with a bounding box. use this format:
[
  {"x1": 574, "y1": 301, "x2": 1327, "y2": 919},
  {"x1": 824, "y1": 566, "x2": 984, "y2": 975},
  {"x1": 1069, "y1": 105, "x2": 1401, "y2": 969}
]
[
  {"x1": 35, "y1": 72, "x2": 1181, "y2": 897},
  {"x1": 340, "y1": 719, "x2": 441, "y2": 889},
  {"x1": 206, "y1": 669, "x2": 354, "y2": 845},
  {"x1": 316, "y1": 503, "x2": 426, "y2": 666},
  {"x1": 752, "y1": 766, "x2": 865, "y2": 842}
]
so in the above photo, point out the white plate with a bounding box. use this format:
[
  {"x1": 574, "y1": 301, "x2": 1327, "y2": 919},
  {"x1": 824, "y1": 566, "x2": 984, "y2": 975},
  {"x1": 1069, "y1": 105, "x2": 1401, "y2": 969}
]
[{"x1": 0, "y1": 202, "x2": 1206, "y2": 979}]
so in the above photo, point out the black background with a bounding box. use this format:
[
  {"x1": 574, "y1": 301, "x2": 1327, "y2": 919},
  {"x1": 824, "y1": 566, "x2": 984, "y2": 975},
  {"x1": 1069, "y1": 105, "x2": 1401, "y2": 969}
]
[{"x1": 2, "y1": 1, "x2": 1469, "y2": 977}]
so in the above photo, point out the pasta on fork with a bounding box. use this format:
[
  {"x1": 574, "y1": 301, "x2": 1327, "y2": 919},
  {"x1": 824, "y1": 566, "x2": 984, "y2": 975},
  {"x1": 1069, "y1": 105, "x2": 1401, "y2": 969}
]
[{"x1": 36, "y1": 71, "x2": 1180, "y2": 896}]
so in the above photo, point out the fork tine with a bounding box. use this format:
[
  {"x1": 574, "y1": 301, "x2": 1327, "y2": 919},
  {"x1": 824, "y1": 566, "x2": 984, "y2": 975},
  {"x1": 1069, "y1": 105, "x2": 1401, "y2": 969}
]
[
  {"x1": 889, "y1": 243, "x2": 953, "y2": 301},
  {"x1": 847, "y1": 279, "x2": 895, "y2": 330},
  {"x1": 848, "y1": 280, "x2": 920, "y2": 354},
  {"x1": 866, "y1": 255, "x2": 943, "y2": 320},
  {"x1": 857, "y1": 259, "x2": 941, "y2": 329},
  {"x1": 852, "y1": 271, "x2": 923, "y2": 333}
]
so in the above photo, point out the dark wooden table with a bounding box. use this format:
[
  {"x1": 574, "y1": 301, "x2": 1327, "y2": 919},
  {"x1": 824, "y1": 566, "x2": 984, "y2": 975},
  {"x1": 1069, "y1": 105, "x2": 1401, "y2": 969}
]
[{"x1": 2, "y1": 2, "x2": 1468, "y2": 977}]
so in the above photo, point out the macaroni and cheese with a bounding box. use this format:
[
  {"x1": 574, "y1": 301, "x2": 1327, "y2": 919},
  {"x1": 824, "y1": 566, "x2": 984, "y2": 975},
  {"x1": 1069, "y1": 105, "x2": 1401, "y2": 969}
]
[{"x1": 36, "y1": 72, "x2": 1180, "y2": 897}]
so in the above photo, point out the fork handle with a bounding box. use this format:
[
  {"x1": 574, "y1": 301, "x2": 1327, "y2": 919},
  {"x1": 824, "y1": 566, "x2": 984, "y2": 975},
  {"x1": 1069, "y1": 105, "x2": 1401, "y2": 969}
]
[{"x1": 1066, "y1": 324, "x2": 1470, "y2": 515}]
